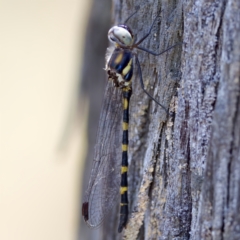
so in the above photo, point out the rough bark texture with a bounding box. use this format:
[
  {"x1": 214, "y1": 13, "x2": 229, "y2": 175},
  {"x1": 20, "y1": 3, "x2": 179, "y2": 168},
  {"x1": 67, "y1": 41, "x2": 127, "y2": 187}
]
[{"x1": 81, "y1": 0, "x2": 240, "y2": 239}]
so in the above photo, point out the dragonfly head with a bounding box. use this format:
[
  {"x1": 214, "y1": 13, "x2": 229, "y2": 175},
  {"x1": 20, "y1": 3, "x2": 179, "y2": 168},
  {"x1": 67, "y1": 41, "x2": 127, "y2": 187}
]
[{"x1": 108, "y1": 25, "x2": 134, "y2": 47}]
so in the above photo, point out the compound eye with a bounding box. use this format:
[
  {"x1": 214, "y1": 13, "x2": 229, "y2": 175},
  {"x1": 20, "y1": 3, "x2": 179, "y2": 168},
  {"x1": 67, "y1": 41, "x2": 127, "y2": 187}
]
[
  {"x1": 110, "y1": 36, "x2": 116, "y2": 42},
  {"x1": 108, "y1": 26, "x2": 133, "y2": 46}
]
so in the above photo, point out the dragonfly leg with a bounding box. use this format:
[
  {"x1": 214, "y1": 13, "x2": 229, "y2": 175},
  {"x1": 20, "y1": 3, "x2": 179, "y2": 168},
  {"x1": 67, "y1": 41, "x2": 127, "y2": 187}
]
[
  {"x1": 134, "y1": 11, "x2": 160, "y2": 46},
  {"x1": 134, "y1": 54, "x2": 167, "y2": 112},
  {"x1": 136, "y1": 43, "x2": 182, "y2": 56}
]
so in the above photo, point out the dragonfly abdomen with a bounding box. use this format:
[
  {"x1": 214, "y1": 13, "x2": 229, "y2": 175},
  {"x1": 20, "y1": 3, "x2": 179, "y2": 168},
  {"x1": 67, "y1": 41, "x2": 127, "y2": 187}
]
[{"x1": 118, "y1": 87, "x2": 132, "y2": 233}]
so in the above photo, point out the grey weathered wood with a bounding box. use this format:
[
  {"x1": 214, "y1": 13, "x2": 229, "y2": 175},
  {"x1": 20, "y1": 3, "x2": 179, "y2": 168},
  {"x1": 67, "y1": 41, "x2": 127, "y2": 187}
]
[
  {"x1": 197, "y1": 1, "x2": 240, "y2": 239},
  {"x1": 81, "y1": 0, "x2": 240, "y2": 239}
]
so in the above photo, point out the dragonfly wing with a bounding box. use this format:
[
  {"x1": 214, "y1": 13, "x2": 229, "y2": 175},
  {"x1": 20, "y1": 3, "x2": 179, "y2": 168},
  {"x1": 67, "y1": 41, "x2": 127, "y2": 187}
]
[{"x1": 84, "y1": 82, "x2": 122, "y2": 227}]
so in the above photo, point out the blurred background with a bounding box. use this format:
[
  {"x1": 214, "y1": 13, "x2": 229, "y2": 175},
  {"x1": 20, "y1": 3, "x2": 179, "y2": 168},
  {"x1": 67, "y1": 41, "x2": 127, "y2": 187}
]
[{"x1": 0, "y1": 0, "x2": 111, "y2": 239}]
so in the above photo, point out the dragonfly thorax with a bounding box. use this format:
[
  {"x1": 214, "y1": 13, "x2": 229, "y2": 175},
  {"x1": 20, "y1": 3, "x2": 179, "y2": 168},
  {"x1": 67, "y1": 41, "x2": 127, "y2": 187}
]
[
  {"x1": 107, "y1": 48, "x2": 133, "y2": 88},
  {"x1": 108, "y1": 25, "x2": 134, "y2": 47}
]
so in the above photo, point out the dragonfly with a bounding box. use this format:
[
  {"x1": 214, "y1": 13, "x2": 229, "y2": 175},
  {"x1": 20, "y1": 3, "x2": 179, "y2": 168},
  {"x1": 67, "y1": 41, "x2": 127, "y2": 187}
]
[{"x1": 82, "y1": 8, "x2": 179, "y2": 233}]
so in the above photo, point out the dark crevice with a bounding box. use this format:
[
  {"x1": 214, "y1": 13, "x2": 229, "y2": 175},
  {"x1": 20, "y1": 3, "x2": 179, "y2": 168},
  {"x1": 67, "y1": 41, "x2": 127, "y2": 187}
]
[
  {"x1": 163, "y1": 133, "x2": 169, "y2": 189},
  {"x1": 217, "y1": 3, "x2": 232, "y2": 238},
  {"x1": 180, "y1": 100, "x2": 190, "y2": 149},
  {"x1": 178, "y1": 136, "x2": 192, "y2": 239},
  {"x1": 210, "y1": 0, "x2": 227, "y2": 112},
  {"x1": 149, "y1": 125, "x2": 164, "y2": 195},
  {"x1": 224, "y1": 79, "x2": 240, "y2": 238},
  {"x1": 186, "y1": 137, "x2": 193, "y2": 238},
  {"x1": 119, "y1": 0, "x2": 123, "y2": 22}
]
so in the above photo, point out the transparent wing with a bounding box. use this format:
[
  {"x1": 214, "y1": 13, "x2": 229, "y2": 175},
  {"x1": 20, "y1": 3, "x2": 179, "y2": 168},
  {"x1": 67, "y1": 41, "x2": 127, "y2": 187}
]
[{"x1": 83, "y1": 82, "x2": 122, "y2": 227}]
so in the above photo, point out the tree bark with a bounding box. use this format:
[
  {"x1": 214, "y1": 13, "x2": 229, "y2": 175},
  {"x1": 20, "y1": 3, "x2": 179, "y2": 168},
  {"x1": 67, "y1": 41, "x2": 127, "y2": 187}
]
[{"x1": 81, "y1": 0, "x2": 240, "y2": 239}]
